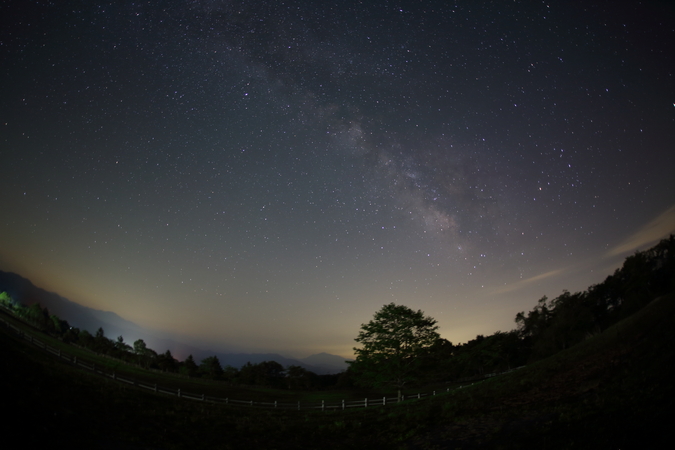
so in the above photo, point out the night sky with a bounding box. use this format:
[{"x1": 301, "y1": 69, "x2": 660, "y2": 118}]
[{"x1": 2, "y1": 1, "x2": 673, "y2": 358}]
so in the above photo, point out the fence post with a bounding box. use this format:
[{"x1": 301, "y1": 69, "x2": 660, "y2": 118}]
[
  {"x1": 274, "y1": 401, "x2": 277, "y2": 408},
  {"x1": 365, "y1": 398, "x2": 368, "y2": 408},
  {"x1": 178, "y1": 389, "x2": 181, "y2": 398},
  {"x1": 251, "y1": 400, "x2": 254, "y2": 406},
  {"x1": 155, "y1": 384, "x2": 158, "y2": 393},
  {"x1": 433, "y1": 391, "x2": 436, "y2": 396},
  {"x1": 226, "y1": 398, "x2": 228, "y2": 404},
  {"x1": 322, "y1": 400, "x2": 324, "y2": 412},
  {"x1": 342, "y1": 399, "x2": 345, "y2": 410},
  {"x1": 73, "y1": 356, "x2": 77, "y2": 366},
  {"x1": 418, "y1": 393, "x2": 420, "y2": 399}
]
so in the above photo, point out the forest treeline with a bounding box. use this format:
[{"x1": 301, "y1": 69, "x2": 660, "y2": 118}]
[
  {"x1": 412, "y1": 234, "x2": 675, "y2": 383},
  {"x1": 1, "y1": 235, "x2": 673, "y2": 390}
]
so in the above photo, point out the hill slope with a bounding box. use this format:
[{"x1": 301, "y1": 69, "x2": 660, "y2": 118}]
[{"x1": 405, "y1": 292, "x2": 673, "y2": 448}]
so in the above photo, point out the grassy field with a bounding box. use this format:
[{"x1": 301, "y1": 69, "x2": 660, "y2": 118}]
[{"x1": 1, "y1": 292, "x2": 672, "y2": 449}]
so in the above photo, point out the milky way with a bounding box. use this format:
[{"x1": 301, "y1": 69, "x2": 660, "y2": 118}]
[{"x1": 1, "y1": 1, "x2": 673, "y2": 357}]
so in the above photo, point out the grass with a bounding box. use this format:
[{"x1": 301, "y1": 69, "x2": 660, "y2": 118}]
[{"x1": 1, "y1": 292, "x2": 673, "y2": 448}]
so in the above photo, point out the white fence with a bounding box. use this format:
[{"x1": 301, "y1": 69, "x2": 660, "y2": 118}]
[{"x1": 0, "y1": 315, "x2": 521, "y2": 411}]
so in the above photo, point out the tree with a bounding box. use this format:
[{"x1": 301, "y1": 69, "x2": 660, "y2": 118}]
[
  {"x1": 222, "y1": 365, "x2": 239, "y2": 384},
  {"x1": 349, "y1": 303, "x2": 440, "y2": 401},
  {"x1": 93, "y1": 327, "x2": 114, "y2": 354},
  {"x1": 157, "y1": 350, "x2": 178, "y2": 373},
  {"x1": 515, "y1": 296, "x2": 553, "y2": 341},
  {"x1": 78, "y1": 329, "x2": 93, "y2": 348},
  {"x1": 180, "y1": 354, "x2": 199, "y2": 378},
  {"x1": 199, "y1": 355, "x2": 224, "y2": 380},
  {"x1": 133, "y1": 339, "x2": 155, "y2": 368},
  {"x1": 422, "y1": 338, "x2": 455, "y2": 381},
  {"x1": 0, "y1": 291, "x2": 14, "y2": 309},
  {"x1": 239, "y1": 361, "x2": 285, "y2": 387},
  {"x1": 115, "y1": 336, "x2": 132, "y2": 353},
  {"x1": 62, "y1": 326, "x2": 79, "y2": 344},
  {"x1": 133, "y1": 339, "x2": 147, "y2": 355},
  {"x1": 285, "y1": 365, "x2": 318, "y2": 390},
  {"x1": 49, "y1": 314, "x2": 69, "y2": 335}
]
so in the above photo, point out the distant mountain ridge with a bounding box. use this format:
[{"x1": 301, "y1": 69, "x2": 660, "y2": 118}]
[
  {"x1": 300, "y1": 352, "x2": 352, "y2": 373},
  {"x1": 0, "y1": 270, "x2": 349, "y2": 374},
  {"x1": 213, "y1": 352, "x2": 349, "y2": 374}
]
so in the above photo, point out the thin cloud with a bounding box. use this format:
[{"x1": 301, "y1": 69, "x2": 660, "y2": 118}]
[
  {"x1": 607, "y1": 205, "x2": 675, "y2": 257},
  {"x1": 492, "y1": 269, "x2": 565, "y2": 295}
]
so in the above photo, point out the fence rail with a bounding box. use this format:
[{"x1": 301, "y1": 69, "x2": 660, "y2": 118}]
[{"x1": 0, "y1": 315, "x2": 522, "y2": 411}]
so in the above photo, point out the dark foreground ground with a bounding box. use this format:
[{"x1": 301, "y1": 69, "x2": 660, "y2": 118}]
[{"x1": 1, "y1": 293, "x2": 672, "y2": 449}]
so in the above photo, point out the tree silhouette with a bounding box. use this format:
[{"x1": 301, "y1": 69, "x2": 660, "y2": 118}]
[
  {"x1": 285, "y1": 365, "x2": 318, "y2": 390},
  {"x1": 349, "y1": 303, "x2": 440, "y2": 401},
  {"x1": 180, "y1": 354, "x2": 199, "y2": 377},
  {"x1": 239, "y1": 361, "x2": 285, "y2": 387},
  {"x1": 199, "y1": 355, "x2": 224, "y2": 379},
  {"x1": 157, "y1": 350, "x2": 178, "y2": 373}
]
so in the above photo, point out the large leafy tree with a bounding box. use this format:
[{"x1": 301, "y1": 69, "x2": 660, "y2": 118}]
[{"x1": 350, "y1": 303, "x2": 440, "y2": 401}]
